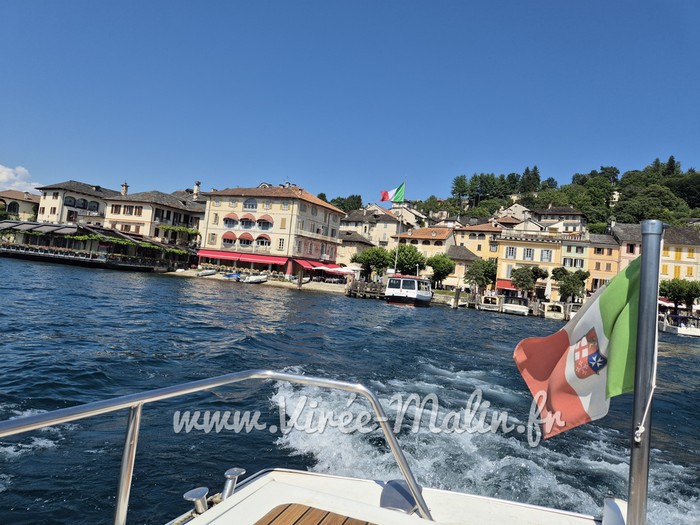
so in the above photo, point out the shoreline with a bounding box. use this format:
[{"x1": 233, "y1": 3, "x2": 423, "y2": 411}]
[{"x1": 164, "y1": 268, "x2": 348, "y2": 295}]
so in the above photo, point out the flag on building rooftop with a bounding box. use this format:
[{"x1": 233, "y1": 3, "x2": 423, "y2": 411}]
[
  {"x1": 380, "y1": 182, "x2": 405, "y2": 203},
  {"x1": 513, "y1": 257, "x2": 641, "y2": 438}
]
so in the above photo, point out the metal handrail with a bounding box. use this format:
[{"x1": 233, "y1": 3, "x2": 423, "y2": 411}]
[{"x1": 0, "y1": 369, "x2": 433, "y2": 524}]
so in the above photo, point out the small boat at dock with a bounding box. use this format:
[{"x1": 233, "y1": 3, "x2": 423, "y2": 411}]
[
  {"x1": 197, "y1": 269, "x2": 217, "y2": 277},
  {"x1": 384, "y1": 275, "x2": 432, "y2": 307},
  {"x1": 502, "y1": 296, "x2": 529, "y2": 316},
  {"x1": 476, "y1": 294, "x2": 502, "y2": 312},
  {"x1": 540, "y1": 302, "x2": 565, "y2": 320}
]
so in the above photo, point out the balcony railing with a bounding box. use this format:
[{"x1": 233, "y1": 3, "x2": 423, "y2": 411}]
[
  {"x1": 294, "y1": 228, "x2": 338, "y2": 242},
  {"x1": 499, "y1": 231, "x2": 589, "y2": 242}
]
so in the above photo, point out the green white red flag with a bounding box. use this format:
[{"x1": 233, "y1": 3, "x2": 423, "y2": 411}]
[
  {"x1": 513, "y1": 257, "x2": 641, "y2": 438},
  {"x1": 380, "y1": 182, "x2": 405, "y2": 203}
]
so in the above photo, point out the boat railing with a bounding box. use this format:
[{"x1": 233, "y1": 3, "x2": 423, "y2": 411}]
[{"x1": 0, "y1": 369, "x2": 433, "y2": 524}]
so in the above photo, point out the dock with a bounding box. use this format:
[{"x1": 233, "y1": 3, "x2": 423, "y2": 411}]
[{"x1": 345, "y1": 281, "x2": 384, "y2": 299}]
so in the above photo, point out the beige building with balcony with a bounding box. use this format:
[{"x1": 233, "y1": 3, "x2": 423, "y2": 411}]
[
  {"x1": 340, "y1": 206, "x2": 404, "y2": 250},
  {"x1": 198, "y1": 183, "x2": 345, "y2": 275},
  {"x1": 0, "y1": 190, "x2": 40, "y2": 221},
  {"x1": 103, "y1": 182, "x2": 205, "y2": 247},
  {"x1": 36, "y1": 180, "x2": 120, "y2": 225}
]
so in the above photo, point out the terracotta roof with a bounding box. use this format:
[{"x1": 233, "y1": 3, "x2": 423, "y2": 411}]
[
  {"x1": 446, "y1": 245, "x2": 479, "y2": 261},
  {"x1": 107, "y1": 191, "x2": 205, "y2": 213},
  {"x1": 0, "y1": 190, "x2": 41, "y2": 203},
  {"x1": 204, "y1": 186, "x2": 345, "y2": 215},
  {"x1": 455, "y1": 224, "x2": 503, "y2": 233},
  {"x1": 395, "y1": 227, "x2": 453, "y2": 240},
  {"x1": 36, "y1": 180, "x2": 120, "y2": 198},
  {"x1": 493, "y1": 216, "x2": 521, "y2": 224}
]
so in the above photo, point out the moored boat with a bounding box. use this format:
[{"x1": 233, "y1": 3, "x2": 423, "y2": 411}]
[
  {"x1": 243, "y1": 274, "x2": 268, "y2": 284},
  {"x1": 384, "y1": 275, "x2": 432, "y2": 307},
  {"x1": 540, "y1": 302, "x2": 565, "y2": 320},
  {"x1": 197, "y1": 269, "x2": 217, "y2": 277},
  {"x1": 502, "y1": 296, "x2": 529, "y2": 316},
  {"x1": 476, "y1": 294, "x2": 502, "y2": 312},
  {"x1": 658, "y1": 313, "x2": 700, "y2": 337}
]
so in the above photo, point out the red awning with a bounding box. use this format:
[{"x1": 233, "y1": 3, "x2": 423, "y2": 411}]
[
  {"x1": 240, "y1": 213, "x2": 256, "y2": 222},
  {"x1": 224, "y1": 213, "x2": 239, "y2": 221},
  {"x1": 237, "y1": 254, "x2": 288, "y2": 265},
  {"x1": 222, "y1": 232, "x2": 237, "y2": 240},
  {"x1": 239, "y1": 232, "x2": 254, "y2": 241},
  {"x1": 496, "y1": 278, "x2": 517, "y2": 290},
  {"x1": 257, "y1": 214, "x2": 274, "y2": 224},
  {"x1": 256, "y1": 234, "x2": 271, "y2": 241},
  {"x1": 296, "y1": 259, "x2": 315, "y2": 269},
  {"x1": 323, "y1": 263, "x2": 341, "y2": 269},
  {"x1": 198, "y1": 249, "x2": 240, "y2": 261}
]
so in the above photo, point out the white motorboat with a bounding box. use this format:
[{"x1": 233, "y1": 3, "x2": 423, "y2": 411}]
[
  {"x1": 565, "y1": 302, "x2": 583, "y2": 321},
  {"x1": 243, "y1": 274, "x2": 268, "y2": 284},
  {"x1": 476, "y1": 294, "x2": 502, "y2": 312},
  {"x1": 540, "y1": 302, "x2": 565, "y2": 320},
  {"x1": 197, "y1": 269, "x2": 217, "y2": 277},
  {"x1": 658, "y1": 313, "x2": 700, "y2": 337},
  {"x1": 502, "y1": 296, "x2": 529, "y2": 316},
  {"x1": 384, "y1": 275, "x2": 433, "y2": 307}
]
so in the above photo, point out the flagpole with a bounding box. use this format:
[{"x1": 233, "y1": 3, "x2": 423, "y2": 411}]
[{"x1": 627, "y1": 219, "x2": 663, "y2": 525}]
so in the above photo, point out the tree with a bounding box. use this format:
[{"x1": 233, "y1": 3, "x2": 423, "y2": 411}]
[
  {"x1": 510, "y1": 267, "x2": 536, "y2": 297},
  {"x1": 351, "y1": 247, "x2": 392, "y2": 278},
  {"x1": 426, "y1": 254, "x2": 455, "y2": 286},
  {"x1": 556, "y1": 270, "x2": 590, "y2": 302},
  {"x1": 683, "y1": 280, "x2": 700, "y2": 314},
  {"x1": 388, "y1": 244, "x2": 426, "y2": 275},
  {"x1": 330, "y1": 194, "x2": 363, "y2": 213},
  {"x1": 659, "y1": 278, "x2": 700, "y2": 315},
  {"x1": 317, "y1": 192, "x2": 328, "y2": 202},
  {"x1": 519, "y1": 165, "x2": 541, "y2": 193},
  {"x1": 451, "y1": 175, "x2": 470, "y2": 204},
  {"x1": 464, "y1": 258, "x2": 497, "y2": 292},
  {"x1": 551, "y1": 267, "x2": 570, "y2": 282},
  {"x1": 541, "y1": 177, "x2": 558, "y2": 190}
]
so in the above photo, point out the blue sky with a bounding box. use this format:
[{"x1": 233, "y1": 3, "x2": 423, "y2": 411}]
[{"x1": 1, "y1": 1, "x2": 698, "y2": 204}]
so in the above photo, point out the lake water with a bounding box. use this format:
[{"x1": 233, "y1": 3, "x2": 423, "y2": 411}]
[{"x1": 0, "y1": 257, "x2": 698, "y2": 524}]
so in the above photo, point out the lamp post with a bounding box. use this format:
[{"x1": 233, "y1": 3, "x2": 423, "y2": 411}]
[{"x1": 416, "y1": 264, "x2": 419, "y2": 276}]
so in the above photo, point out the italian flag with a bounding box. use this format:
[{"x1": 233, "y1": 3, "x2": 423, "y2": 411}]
[
  {"x1": 380, "y1": 182, "x2": 405, "y2": 203},
  {"x1": 513, "y1": 257, "x2": 641, "y2": 438}
]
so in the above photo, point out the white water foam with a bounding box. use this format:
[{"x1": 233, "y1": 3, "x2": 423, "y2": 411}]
[{"x1": 270, "y1": 370, "x2": 699, "y2": 525}]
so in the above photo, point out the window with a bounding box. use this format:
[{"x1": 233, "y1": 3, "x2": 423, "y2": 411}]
[
  {"x1": 387, "y1": 278, "x2": 401, "y2": 289},
  {"x1": 687, "y1": 267, "x2": 694, "y2": 277},
  {"x1": 524, "y1": 248, "x2": 534, "y2": 261},
  {"x1": 594, "y1": 247, "x2": 604, "y2": 255},
  {"x1": 134, "y1": 206, "x2": 143, "y2": 216},
  {"x1": 52, "y1": 192, "x2": 59, "y2": 199},
  {"x1": 688, "y1": 248, "x2": 695, "y2": 258},
  {"x1": 257, "y1": 220, "x2": 272, "y2": 230},
  {"x1": 595, "y1": 262, "x2": 601, "y2": 270},
  {"x1": 434, "y1": 241, "x2": 443, "y2": 246},
  {"x1": 208, "y1": 233, "x2": 217, "y2": 244},
  {"x1": 469, "y1": 233, "x2": 477, "y2": 240},
  {"x1": 311, "y1": 207, "x2": 318, "y2": 216},
  {"x1": 605, "y1": 263, "x2": 612, "y2": 271},
  {"x1": 76, "y1": 199, "x2": 88, "y2": 209},
  {"x1": 300, "y1": 203, "x2": 307, "y2": 213},
  {"x1": 239, "y1": 237, "x2": 252, "y2": 247},
  {"x1": 111, "y1": 204, "x2": 122, "y2": 214},
  {"x1": 222, "y1": 236, "x2": 235, "y2": 248},
  {"x1": 477, "y1": 244, "x2": 482, "y2": 252},
  {"x1": 240, "y1": 219, "x2": 254, "y2": 229},
  {"x1": 280, "y1": 218, "x2": 287, "y2": 229},
  {"x1": 540, "y1": 249, "x2": 552, "y2": 262},
  {"x1": 213, "y1": 213, "x2": 219, "y2": 225},
  {"x1": 566, "y1": 246, "x2": 572, "y2": 253},
  {"x1": 607, "y1": 248, "x2": 613, "y2": 256},
  {"x1": 256, "y1": 237, "x2": 271, "y2": 247},
  {"x1": 165, "y1": 210, "x2": 171, "y2": 220},
  {"x1": 278, "y1": 238, "x2": 285, "y2": 250},
  {"x1": 282, "y1": 201, "x2": 290, "y2": 210},
  {"x1": 506, "y1": 247, "x2": 516, "y2": 259},
  {"x1": 402, "y1": 280, "x2": 416, "y2": 290},
  {"x1": 223, "y1": 218, "x2": 237, "y2": 228},
  {"x1": 134, "y1": 225, "x2": 140, "y2": 234},
  {"x1": 663, "y1": 246, "x2": 670, "y2": 257},
  {"x1": 575, "y1": 246, "x2": 584, "y2": 254},
  {"x1": 39, "y1": 207, "x2": 45, "y2": 214},
  {"x1": 213, "y1": 198, "x2": 221, "y2": 207},
  {"x1": 50, "y1": 207, "x2": 57, "y2": 214},
  {"x1": 626, "y1": 243, "x2": 635, "y2": 254},
  {"x1": 64, "y1": 196, "x2": 76, "y2": 207},
  {"x1": 124, "y1": 206, "x2": 134, "y2": 215},
  {"x1": 243, "y1": 198, "x2": 257, "y2": 210},
  {"x1": 121, "y1": 224, "x2": 131, "y2": 232}
]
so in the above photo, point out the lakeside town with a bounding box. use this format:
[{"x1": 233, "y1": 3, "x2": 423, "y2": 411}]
[{"x1": 2, "y1": 173, "x2": 700, "y2": 319}]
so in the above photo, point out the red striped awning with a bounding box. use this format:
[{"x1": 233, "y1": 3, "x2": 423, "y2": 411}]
[
  {"x1": 222, "y1": 232, "x2": 237, "y2": 240},
  {"x1": 295, "y1": 259, "x2": 315, "y2": 269},
  {"x1": 237, "y1": 254, "x2": 288, "y2": 265},
  {"x1": 256, "y1": 234, "x2": 271, "y2": 241},
  {"x1": 257, "y1": 214, "x2": 274, "y2": 224},
  {"x1": 239, "y1": 232, "x2": 254, "y2": 241},
  {"x1": 198, "y1": 249, "x2": 240, "y2": 261},
  {"x1": 240, "y1": 213, "x2": 256, "y2": 222},
  {"x1": 224, "y1": 213, "x2": 239, "y2": 221},
  {"x1": 496, "y1": 278, "x2": 517, "y2": 290}
]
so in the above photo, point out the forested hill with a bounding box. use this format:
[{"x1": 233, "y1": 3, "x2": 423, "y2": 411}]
[{"x1": 416, "y1": 156, "x2": 699, "y2": 230}]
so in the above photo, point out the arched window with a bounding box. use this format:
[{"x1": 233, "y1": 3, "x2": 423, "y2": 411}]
[
  {"x1": 410, "y1": 240, "x2": 418, "y2": 244},
  {"x1": 434, "y1": 241, "x2": 443, "y2": 246},
  {"x1": 422, "y1": 240, "x2": 430, "y2": 245},
  {"x1": 64, "y1": 196, "x2": 76, "y2": 207},
  {"x1": 469, "y1": 233, "x2": 477, "y2": 240},
  {"x1": 256, "y1": 235, "x2": 271, "y2": 247},
  {"x1": 257, "y1": 220, "x2": 272, "y2": 230},
  {"x1": 88, "y1": 201, "x2": 99, "y2": 211},
  {"x1": 223, "y1": 218, "x2": 238, "y2": 228},
  {"x1": 240, "y1": 219, "x2": 254, "y2": 229},
  {"x1": 477, "y1": 234, "x2": 485, "y2": 240},
  {"x1": 75, "y1": 198, "x2": 88, "y2": 209},
  {"x1": 7, "y1": 201, "x2": 19, "y2": 213},
  {"x1": 243, "y1": 198, "x2": 257, "y2": 210},
  {"x1": 222, "y1": 232, "x2": 236, "y2": 247}
]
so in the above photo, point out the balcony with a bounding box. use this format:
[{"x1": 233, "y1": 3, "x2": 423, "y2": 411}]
[
  {"x1": 499, "y1": 231, "x2": 589, "y2": 243},
  {"x1": 294, "y1": 228, "x2": 338, "y2": 242}
]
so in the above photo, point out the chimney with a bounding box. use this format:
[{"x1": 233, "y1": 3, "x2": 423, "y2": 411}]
[
  {"x1": 121, "y1": 182, "x2": 129, "y2": 196},
  {"x1": 193, "y1": 181, "x2": 201, "y2": 199}
]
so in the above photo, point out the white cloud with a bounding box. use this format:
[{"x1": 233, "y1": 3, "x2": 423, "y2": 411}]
[{"x1": 0, "y1": 165, "x2": 42, "y2": 193}]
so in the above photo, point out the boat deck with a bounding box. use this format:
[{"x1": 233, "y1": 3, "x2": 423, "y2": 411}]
[{"x1": 257, "y1": 504, "x2": 373, "y2": 525}]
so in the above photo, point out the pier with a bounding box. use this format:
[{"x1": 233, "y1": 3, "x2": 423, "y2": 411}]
[{"x1": 345, "y1": 280, "x2": 384, "y2": 299}]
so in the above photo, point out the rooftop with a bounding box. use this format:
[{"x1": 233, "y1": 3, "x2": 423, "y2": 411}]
[
  {"x1": 0, "y1": 190, "x2": 41, "y2": 203},
  {"x1": 395, "y1": 227, "x2": 453, "y2": 240},
  {"x1": 204, "y1": 184, "x2": 344, "y2": 215},
  {"x1": 36, "y1": 180, "x2": 120, "y2": 198},
  {"x1": 107, "y1": 190, "x2": 205, "y2": 213}
]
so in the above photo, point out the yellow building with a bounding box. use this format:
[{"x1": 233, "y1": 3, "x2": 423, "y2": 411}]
[
  {"x1": 587, "y1": 234, "x2": 620, "y2": 292},
  {"x1": 198, "y1": 183, "x2": 345, "y2": 275},
  {"x1": 660, "y1": 227, "x2": 700, "y2": 281},
  {"x1": 496, "y1": 230, "x2": 563, "y2": 300},
  {"x1": 453, "y1": 223, "x2": 502, "y2": 259}
]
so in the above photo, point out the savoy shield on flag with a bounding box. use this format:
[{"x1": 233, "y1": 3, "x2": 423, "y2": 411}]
[{"x1": 513, "y1": 257, "x2": 641, "y2": 438}]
